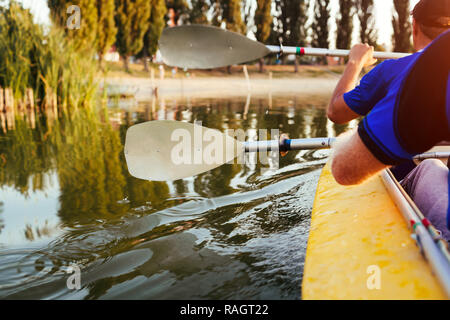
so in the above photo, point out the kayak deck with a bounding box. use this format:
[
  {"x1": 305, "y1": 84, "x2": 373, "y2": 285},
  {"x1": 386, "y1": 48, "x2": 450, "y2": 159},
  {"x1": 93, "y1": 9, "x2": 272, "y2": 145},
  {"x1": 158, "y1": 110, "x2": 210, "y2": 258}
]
[{"x1": 302, "y1": 163, "x2": 446, "y2": 299}]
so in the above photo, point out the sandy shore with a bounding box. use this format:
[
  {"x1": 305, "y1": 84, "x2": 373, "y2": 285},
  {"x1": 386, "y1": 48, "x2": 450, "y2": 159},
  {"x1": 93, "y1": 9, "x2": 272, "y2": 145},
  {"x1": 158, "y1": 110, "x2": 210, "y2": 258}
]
[{"x1": 104, "y1": 75, "x2": 339, "y2": 101}]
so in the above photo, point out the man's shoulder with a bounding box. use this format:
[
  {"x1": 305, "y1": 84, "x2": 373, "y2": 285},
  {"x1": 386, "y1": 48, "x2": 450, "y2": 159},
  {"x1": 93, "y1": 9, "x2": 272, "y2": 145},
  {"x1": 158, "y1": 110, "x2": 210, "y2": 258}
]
[
  {"x1": 367, "y1": 53, "x2": 420, "y2": 86},
  {"x1": 376, "y1": 52, "x2": 419, "y2": 72}
]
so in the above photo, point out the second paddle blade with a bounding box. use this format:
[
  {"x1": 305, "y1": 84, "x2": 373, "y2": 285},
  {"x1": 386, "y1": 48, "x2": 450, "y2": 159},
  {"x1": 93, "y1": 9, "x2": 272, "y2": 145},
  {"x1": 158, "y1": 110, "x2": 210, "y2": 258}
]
[
  {"x1": 124, "y1": 120, "x2": 244, "y2": 181},
  {"x1": 159, "y1": 25, "x2": 271, "y2": 69}
]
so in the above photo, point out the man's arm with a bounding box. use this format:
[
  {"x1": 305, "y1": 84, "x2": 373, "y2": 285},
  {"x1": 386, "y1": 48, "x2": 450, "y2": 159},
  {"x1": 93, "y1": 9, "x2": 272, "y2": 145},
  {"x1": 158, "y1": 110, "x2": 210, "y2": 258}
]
[
  {"x1": 331, "y1": 130, "x2": 388, "y2": 186},
  {"x1": 328, "y1": 44, "x2": 378, "y2": 124}
]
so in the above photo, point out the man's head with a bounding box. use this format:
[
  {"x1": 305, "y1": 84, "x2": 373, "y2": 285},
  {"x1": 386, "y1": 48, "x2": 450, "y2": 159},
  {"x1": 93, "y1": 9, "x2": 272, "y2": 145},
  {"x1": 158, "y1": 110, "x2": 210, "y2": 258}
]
[{"x1": 412, "y1": 0, "x2": 450, "y2": 50}]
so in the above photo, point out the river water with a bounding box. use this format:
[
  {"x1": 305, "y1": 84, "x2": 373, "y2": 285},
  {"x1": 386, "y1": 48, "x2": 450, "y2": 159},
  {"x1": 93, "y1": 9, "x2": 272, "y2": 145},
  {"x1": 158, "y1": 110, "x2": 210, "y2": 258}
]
[{"x1": 0, "y1": 94, "x2": 354, "y2": 299}]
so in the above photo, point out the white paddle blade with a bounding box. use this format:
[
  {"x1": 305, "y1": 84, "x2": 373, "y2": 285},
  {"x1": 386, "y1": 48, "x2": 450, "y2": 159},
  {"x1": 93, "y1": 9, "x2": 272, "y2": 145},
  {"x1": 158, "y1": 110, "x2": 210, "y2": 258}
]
[
  {"x1": 124, "y1": 121, "x2": 244, "y2": 181},
  {"x1": 159, "y1": 25, "x2": 271, "y2": 69}
]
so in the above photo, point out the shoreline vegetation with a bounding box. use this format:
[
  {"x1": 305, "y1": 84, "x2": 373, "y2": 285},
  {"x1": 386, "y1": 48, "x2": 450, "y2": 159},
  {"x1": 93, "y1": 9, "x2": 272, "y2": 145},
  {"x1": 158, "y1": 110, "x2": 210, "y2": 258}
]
[
  {"x1": 0, "y1": 0, "x2": 388, "y2": 134},
  {"x1": 0, "y1": 2, "x2": 99, "y2": 133},
  {"x1": 0, "y1": 2, "x2": 345, "y2": 135}
]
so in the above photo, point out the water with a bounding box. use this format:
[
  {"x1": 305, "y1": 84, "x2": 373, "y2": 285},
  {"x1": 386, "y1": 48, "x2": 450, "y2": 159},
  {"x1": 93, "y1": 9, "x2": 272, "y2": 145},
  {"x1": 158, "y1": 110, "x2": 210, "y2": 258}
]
[{"x1": 0, "y1": 94, "x2": 355, "y2": 299}]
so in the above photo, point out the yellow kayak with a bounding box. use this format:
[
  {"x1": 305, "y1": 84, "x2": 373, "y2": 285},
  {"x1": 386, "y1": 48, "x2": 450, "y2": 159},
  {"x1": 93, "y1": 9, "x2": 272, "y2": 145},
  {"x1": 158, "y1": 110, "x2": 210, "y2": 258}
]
[{"x1": 302, "y1": 163, "x2": 447, "y2": 300}]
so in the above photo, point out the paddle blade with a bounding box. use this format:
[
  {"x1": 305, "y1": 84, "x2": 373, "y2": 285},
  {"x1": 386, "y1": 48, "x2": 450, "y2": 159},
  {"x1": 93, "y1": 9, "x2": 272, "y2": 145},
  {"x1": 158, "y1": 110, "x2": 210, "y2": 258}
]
[
  {"x1": 159, "y1": 25, "x2": 271, "y2": 69},
  {"x1": 124, "y1": 121, "x2": 244, "y2": 181}
]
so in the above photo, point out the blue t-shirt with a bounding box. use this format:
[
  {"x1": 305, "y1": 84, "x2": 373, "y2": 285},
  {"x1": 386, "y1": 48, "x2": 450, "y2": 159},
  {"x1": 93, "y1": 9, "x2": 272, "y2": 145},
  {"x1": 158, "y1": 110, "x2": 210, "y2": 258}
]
[
  {"x1": 357, "y1": 54, "x2": 423, "y2": 164},
  {"x1": 357, "y1": 30, "x2": 450, "y2": 165},
  {"x1": 343, "y1": 53, "x2": 421, "y2": 116},
  {"x1": 353, "y1": 31, "x2": 450, "y2": 229}
]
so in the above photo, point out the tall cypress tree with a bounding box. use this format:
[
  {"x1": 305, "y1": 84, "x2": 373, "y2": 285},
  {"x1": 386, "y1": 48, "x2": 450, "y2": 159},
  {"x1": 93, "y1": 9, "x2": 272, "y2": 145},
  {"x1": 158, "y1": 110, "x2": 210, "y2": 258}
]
[
  {"x1": 210, "y1": 0, "x2": 246, "y2": 34},
  {"x1": 222, "y1": 0, "x2": 246, "y2": 34},
  {"x1": 138, "y1": 0, "x2": 167, "y2": 71},
  {"x1": 392, "y1": 0, "x2": 412, "y2": 52},
  {"x1": 114, "y1": 0, "x2": 151, "y2": 72},
  {"x1": 255, "y1": 0, "x2": 272, "y2": 72},
  {"x1": 48, "y1": 0, "x2": 98, "y2": 50},
  {"x1": 255, "y1": 0, "x2": 272, "y2": 43},
  {"x1": 273, "y1": 0, "x2": 308, "y2": 46},
  {"x1": 311, "y1": 0, "x2": 330, "y2": 63},
  {"x1": 336, "y1": 0, "x2": 354, "y2": 50},
  {"x1": 96, "y1": 0, "x2": 117, "y2": 69},
  {"x1": 356, "y1": 0, "x2": 378, "y2": 46}
]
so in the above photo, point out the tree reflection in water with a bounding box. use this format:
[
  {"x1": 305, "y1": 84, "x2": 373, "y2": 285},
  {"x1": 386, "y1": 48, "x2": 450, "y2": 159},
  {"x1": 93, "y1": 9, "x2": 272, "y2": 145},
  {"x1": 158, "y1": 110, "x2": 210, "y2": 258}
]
[{"x1": 0, "y1": 94, "x2": 353, "y2": 299}]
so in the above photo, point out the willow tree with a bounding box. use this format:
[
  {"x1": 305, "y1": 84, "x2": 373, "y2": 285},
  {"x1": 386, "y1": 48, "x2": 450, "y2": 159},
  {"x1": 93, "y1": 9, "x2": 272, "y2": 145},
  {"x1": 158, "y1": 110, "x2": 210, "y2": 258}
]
[
  {"x1": 336, "y1": 0, "x2": 354, "y2": 50},
  {"x1": 356, "y1": 0, "x2": 378, "y2": 46},
  {"x1": 311, "y1": 0, "x2": 330, "y2": 64},
  {"x1": 48, "y1": 0, "x2": 98, "y2": 50},
  {"x1": 96, "y1": 0, "x2": 117, "y2": 69},
  {"x1": 392, "y1": 0, "x2": 412, "y2": 52},
  {"x1": 255, "y1": 0, "x2": 272, "y2": 72},
  {"x1": 114, "y1": 0, "x2": 151, "y2": 72},
  {"x1": 138, "y1": 0, "x2": 167, "y2": 71}
]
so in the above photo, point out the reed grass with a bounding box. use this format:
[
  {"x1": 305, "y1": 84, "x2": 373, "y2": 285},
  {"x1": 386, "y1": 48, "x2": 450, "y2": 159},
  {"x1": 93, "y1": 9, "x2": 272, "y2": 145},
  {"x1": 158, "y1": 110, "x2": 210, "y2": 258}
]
[{"x1": 0, "y1": 2, "x2": 98, "y2": 112}]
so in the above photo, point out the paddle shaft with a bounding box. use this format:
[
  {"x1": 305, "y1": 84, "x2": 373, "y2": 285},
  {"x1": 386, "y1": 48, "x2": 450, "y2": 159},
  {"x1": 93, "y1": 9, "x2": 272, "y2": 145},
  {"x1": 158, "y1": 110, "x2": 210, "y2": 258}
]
[
  {"x1": 266, "y1": 45, "x2": 410, "y2": 60},
  {"x1": 244, "y1": 138, "x2": 450, "y2": 161},
  {"x1": 244, "y1": 138, "x2": 335, "y2": 152}
]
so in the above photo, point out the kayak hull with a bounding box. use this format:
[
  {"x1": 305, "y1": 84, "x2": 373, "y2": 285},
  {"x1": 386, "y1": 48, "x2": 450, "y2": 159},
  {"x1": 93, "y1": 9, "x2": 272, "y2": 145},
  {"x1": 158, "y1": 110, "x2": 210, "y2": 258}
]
[{"x1": 302, "y1": 163, "x2": 446, "y2": 300}]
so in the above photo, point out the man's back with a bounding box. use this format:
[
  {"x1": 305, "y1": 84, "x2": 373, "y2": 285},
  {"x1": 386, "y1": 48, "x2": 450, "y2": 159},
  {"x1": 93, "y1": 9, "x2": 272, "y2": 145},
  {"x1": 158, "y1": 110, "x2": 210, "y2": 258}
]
[{"x1": 343, "y1": 53, "x2": 420, "y2": 117}]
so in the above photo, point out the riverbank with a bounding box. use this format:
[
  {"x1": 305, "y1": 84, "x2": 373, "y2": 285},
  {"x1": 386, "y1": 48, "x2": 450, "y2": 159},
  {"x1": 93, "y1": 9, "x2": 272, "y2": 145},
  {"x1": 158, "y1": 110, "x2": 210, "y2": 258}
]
[
  {"x1": 105, "y1": 76, "x2": 339, "y2": 101},
  {"x1": 104, "y1": 67, "x2": 339, "y2": 101},
  {"x1": 103, "y1": 63, "x2": 342, "y2": 101}
]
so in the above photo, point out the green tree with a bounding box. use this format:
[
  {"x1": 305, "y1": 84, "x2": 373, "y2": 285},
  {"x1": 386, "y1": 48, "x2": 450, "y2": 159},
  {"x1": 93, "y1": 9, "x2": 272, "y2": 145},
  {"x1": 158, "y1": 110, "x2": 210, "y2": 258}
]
[
  {"x1": 254, "y1": 0, "x2": 272, "y2": 72},
  {"x1": 96, "y1": 0, "x2": 117, "y2": 70},
  {"x1": 392, "y1": 0, "x2": 412, "y2": 52},
  {"x1": 271, "y1": 1, "x2": 308, "y2": 71},
  {"x1": 48, "y1": 0, "x2": 98, "y2": 50},
  {"x1": 255, "y1": 0, "x2": 272, "y2": 43},
  {"x1": 188, "y1": 0, "x2": 210, "y2": 24},
  {"x1": 273, "y1": 0, "x2": 308, "y2": 46},
  {"x1": 356, "y1": 0, "x2": 378, "y2": 46},
  {"x1": 222, "y1": 0, "x2": 246, "y2": 34},
  {"x1": 114, "y1": 0, "x2": 151, "y2": 72},
  {"x1": 210, "y1": 0, "x2": 246, "y2": 34},
  {"x1": 138, "y1": 0, "x2": 167, "y2": 71},
  {"x1": 311, "y1": 0, "x2": 330, "y2": 64},
  {"x1": 336, "y1": 0, "x2": 354, "y2": 50},
  {"x1": 210, "y1": 0, "x2": 246, "y2": 73}
]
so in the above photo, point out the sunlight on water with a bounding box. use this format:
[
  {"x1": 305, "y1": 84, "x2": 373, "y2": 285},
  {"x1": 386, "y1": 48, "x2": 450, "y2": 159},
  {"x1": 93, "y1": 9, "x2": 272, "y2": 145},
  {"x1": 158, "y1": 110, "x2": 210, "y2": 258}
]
[{"x1": 0, "y1": 94, "x2": 352, "y2": 299}]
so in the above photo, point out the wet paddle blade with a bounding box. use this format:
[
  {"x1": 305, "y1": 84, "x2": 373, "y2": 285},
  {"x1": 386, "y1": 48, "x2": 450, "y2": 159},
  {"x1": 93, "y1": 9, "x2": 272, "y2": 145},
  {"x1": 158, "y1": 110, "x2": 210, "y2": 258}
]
[
  {"x1": 159, "y1": 25, "x2": 271, "y2": 69},
  {"x1": 124, "y1": 121, "x2": 244, "y2": 181}
]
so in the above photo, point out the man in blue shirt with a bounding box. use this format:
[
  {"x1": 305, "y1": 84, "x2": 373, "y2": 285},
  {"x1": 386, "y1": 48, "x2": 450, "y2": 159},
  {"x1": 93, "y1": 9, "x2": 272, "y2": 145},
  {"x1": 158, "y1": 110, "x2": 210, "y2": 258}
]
[
  {"x1": 328, "y1": 0, "x2": 450, "y2": 180},
  {"x1": 331, "y1": 30, "x2": 450, "y2": 240},
  {"x1": 328, "y1": 0, "x2": 449, "y2": 125}
]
